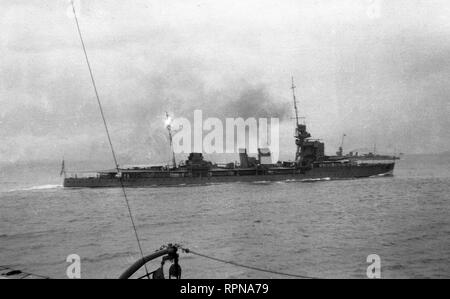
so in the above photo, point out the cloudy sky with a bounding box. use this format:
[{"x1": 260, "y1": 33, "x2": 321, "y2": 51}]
[{"x1": 1, "y1": 0, "x2": 449, "y2": 165}]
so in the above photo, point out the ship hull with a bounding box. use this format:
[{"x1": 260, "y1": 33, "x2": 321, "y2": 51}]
[{"x1": 63, "y1": 163, "x2": 394, "y2": 188}]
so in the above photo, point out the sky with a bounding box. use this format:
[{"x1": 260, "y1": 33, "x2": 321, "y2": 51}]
[{"x1": 1, "y1": 0, "x2": 450, "y2": 166}]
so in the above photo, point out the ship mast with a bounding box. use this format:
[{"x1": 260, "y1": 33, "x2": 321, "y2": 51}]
[
  {"x1": 291, "y1": 77, "x2": 311, "y2": 163},
  {"x1": 337, "y1": 133, "x2": 346, "y2": 156},
  {"x1": 291, "y1": 77, "x2": 301, "y2": 162},
  {"x1": 291, "y1": 76, "x2": 300, "y2": 127},
  {"x1": 165, "y1": 112, "x2": 177, "y2": 168}
]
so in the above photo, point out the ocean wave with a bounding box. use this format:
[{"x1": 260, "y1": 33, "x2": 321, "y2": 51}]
[
  {"x1": 252, "y1": 180, "x2": 272, "y2": 184},
  {"x1": 0, "y1": 229, "x2": 60, "y2": 240},
  {"x1": 370, "y1": 171, "x2": 394, "y2": 178},
  {"x1": 301, "y1": 177, "x2": 331, "y2": 182},
  {"x1": 8, "y1": 184, "x2": 62, "y2": 192},
  {"x1": 82, "y1": 251, "x2": 137, "y2": 264}
]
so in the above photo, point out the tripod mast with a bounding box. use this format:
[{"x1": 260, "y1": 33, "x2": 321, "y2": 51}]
[{"x1": 291, "y1": 77, "x2": 311, "y2": 163}]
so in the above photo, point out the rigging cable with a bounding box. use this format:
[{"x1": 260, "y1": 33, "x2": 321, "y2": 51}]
[
  {"x1": 70, "y1": 0, "x2": 149, "y2": 277},
  {"x1": 180, "y1": 247, "x2": 322, "y2": 279}
]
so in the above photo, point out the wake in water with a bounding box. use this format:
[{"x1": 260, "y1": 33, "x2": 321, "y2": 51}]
[
  {"x1": 370, "y1": 171, "x2": 394, "y2": 178},
  {"x1": 8, "y1": 184, "x2": 62, "y2": 192},
  {"x1": 250, "y1": 177, "x2": 332, "y2": 185},
  {"x1": 300, "y1": 177, "x2": 331, "y2": 182}
]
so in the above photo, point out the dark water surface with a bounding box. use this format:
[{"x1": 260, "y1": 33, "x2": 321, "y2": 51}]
[{"x1": 1, "y1": 154, "x2": 449, "y2": 278}]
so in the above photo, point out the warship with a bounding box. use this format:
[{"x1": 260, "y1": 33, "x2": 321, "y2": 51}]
[{"x1": 63, "y1": 79, "x2": 395, "y2": 188}]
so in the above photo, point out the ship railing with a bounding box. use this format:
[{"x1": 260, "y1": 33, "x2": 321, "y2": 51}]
[
  {"x1": 65, "y1": 172, "x2": 101, "y2": 179},
  {"x1": 65, "y1": 170, "x2": 117, "y2": 179}
]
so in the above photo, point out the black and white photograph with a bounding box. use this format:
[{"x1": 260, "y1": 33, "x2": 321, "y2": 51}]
[{"x1": 1, "y1": 0, "x2": 449, "y2": 285}]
